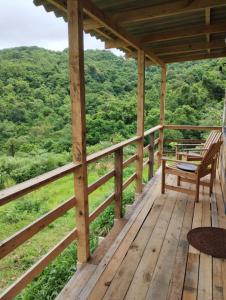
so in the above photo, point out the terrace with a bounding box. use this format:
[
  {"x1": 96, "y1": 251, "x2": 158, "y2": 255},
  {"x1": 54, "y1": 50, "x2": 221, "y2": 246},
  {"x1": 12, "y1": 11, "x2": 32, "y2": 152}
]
[{"x1": 1, "y1": 0, "x2": 226, "y2": 299}]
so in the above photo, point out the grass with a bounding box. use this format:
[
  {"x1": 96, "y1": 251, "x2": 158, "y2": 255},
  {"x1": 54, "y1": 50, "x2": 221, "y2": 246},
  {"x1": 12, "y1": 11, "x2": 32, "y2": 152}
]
[{"x1": 0, "y1": 154, "x2": 149, "y2": 299}]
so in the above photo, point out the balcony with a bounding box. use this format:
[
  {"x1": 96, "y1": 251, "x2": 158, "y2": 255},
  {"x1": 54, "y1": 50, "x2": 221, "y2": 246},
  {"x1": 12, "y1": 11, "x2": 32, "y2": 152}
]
[{"x1": 0, "y1": 125, "x2": 224, "y2": 299}]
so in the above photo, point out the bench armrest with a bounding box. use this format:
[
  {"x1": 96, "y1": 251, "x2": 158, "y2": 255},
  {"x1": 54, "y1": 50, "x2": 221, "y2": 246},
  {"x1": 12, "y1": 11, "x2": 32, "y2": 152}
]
[
  {"x1": 175, "y1": 143, "x2": 204, "y2": 147},
  {"x1": 179, "y1": 147, "x2": 208, "y2": 152},
  {"x1": 161, "y1": 156, "x2": 201, "y2": 165}
]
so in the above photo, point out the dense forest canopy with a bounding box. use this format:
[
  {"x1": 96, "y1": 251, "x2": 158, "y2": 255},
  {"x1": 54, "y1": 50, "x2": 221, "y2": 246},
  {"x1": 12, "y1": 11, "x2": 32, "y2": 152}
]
[{"x1": 0, "y1": 46, "x2": 225, "y2": 187}]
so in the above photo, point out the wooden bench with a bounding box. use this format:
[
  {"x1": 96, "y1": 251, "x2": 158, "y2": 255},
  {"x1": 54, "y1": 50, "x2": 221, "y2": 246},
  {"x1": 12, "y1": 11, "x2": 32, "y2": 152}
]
[{"x1": 162, "y1": 141, "x2": 222, "y2": 202}]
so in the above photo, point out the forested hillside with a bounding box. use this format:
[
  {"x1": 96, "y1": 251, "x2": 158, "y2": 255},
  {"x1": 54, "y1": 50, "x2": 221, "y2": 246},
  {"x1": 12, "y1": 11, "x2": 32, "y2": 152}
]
[{"x1": 0, "y1": 46, "x2": 225, "y2": 188}]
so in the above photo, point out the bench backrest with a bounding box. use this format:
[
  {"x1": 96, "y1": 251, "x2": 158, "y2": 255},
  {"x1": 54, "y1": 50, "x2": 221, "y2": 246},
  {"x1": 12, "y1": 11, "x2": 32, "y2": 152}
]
[
  {"x1": 199, "y1": 140, "x2": 222, "y2": 175},
  {"x1": 202, "y1": 130, "x2": 222, "y2": 156}
]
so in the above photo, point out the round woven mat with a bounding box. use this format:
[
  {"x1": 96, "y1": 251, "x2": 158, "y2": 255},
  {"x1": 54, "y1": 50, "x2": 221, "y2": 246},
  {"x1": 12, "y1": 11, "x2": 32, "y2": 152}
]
[{"x1": 187, "y1": 227, "x2": 226, "y2": 259}]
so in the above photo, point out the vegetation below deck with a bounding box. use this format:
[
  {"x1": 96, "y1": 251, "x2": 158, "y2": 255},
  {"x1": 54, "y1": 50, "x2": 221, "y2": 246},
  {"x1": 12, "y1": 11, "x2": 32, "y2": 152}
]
[{"x1": 0, "y1": 47, "x2": 225, "y2": 299}]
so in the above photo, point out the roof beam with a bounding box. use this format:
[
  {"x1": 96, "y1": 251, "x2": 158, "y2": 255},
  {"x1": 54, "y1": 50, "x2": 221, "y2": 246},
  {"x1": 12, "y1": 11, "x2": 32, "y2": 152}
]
[
  {"x1": 83, "y1": 18, "x2": 102, "y2": 31},
  {"x1": 155, "y1": 40, "x2": 226, "y2": 56},
  {"x1": 163, "y1": 50, "x2": 226, "y2": 64},
  {"x1": 141, "y1": 22, "x2": 226, "y2": 44},
  {"x1": 82, "y1": 0, "x2": 164, "y2": 66},
  {"x1": 44, "y1": 0, "x2": 164, "y2": 66},
  {"x1": 105, "y1": 39, "x2": 128, "y2": 49},
  {"x1": 107, "y1": 39, "x2": 226, "y2": 56},
  {"x1": 113, "y1": 0, "x2": 226, "y2": 24}
]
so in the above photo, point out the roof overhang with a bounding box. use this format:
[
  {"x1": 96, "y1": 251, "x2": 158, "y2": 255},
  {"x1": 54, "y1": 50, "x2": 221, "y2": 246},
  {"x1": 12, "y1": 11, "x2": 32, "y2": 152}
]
[{"x1": 33, "y1": 0, "x2": 226, "y2": 65}]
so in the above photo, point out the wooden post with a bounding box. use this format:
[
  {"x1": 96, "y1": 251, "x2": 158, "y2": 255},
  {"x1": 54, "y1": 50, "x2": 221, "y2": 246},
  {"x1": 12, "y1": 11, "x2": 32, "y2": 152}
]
[
  {"x1": 136, "y1": 50, "x2": 145, "y2": 193},
  {"x1": 148, "y1": 132, "x2": 154, "y2": 180},
  {"x1": 114, "y1": 148, "x2": 123, "y2": 219},
  {"x1": 220, "y1": 89, "x2": 226, "y2": 200},
  {"x1": 67, "y1": 0, "x2": 90, "y2": 263},
  {"x1": 159, "y1": 65, "x2": 167, "y2": 164}
]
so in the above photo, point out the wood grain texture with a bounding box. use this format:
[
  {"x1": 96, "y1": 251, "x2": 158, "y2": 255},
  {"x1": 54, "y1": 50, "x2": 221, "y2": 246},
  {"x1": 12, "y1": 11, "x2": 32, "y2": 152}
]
[{"x1": 68, "y1": 0, "x2": 89, "y2": 263}]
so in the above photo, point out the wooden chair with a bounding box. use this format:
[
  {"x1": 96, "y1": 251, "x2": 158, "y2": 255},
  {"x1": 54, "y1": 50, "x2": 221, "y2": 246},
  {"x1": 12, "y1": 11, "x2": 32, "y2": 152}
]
[
  {"x1": 176, "y1": 130, "x2": 222, "y2": 161},
  {"x1": 161, "y1": 141, "x2": 222, "y2": 202}
]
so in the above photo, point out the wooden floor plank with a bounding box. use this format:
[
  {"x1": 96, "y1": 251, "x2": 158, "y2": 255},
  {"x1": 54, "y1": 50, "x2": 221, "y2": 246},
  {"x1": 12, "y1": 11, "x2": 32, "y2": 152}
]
[
  {"x1": 197, "y1": 194, "x2": 212, "y2": 300},
  {"x1": 56, "y1": 263, "x2": 96, "y2": 300},
  {"x1": 213, "y1": 258, "x2": 224, "y2": 300},
  {"x1": 145, "y1": 194, "x2": 188, "y2": 300},
  {"x1": 125, "y1": 181, "x2": 177, "y2": 300},
  {"x1": 91, "y1": 219, "x2": 127, "y2": 265},
  {"x1": 189, "y1": 202, "x2": 202, "y2": 254},
  {"x1": 79, "y1": 174, "x2": 161, "y2": 300},
  {"x1": 214, "y1": 175, "x2": 226, "y2": 300},
  {"x1": 182, "y1": 187, "x2": 205, "y2": 300},
  {"x1": 167, "y1": 199, "x2": 195, "y2": 300},
  {"x1": 222, "y1": 261, "x2": 226, "y2": 300},
  {"x1": 211, "y1": 193, "x2": 224, "y2": 300},
  {"x1": 102, "y1": 194, "x2": 165, "y2": 300},
  {"x1": 182, "y1": 253, "x2": 200, "y2": 300}
]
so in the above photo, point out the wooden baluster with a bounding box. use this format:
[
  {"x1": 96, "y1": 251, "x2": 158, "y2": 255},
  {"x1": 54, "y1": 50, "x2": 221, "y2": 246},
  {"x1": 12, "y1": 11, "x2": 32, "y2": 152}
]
[
  {"x1": 67, "y1": 0, "x2": 89, "y2": 263},
  {"x1": 136, "y1": 49, "x2": 145, "y2": 193},
  {"x1": 148, "y1": 132, "x2": 155, "y2": 180},
  {"x1": 114, "y1": 148, "x2": 123, "y2": 219}
]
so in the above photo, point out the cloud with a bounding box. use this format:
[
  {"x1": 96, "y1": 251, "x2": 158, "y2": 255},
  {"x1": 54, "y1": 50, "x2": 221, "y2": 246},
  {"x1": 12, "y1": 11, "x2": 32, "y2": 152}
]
[{"x1": 0, "y1": 0, "x2": 123, "y2": 55}]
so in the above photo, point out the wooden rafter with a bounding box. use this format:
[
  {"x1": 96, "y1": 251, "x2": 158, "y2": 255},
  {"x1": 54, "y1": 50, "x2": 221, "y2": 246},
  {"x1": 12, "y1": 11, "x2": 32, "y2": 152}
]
[
  {"x1": 163, "y1": 50, "x2": 226, "y2": 63},
  {"x1": 156, "y1": 40, "x2": 226, "y2": 56},
  {"x1": 44, "y1": 0, "x2": 164, "y2": 66},
  {"x1": 112, "y1": 0, "x2": 226, "y2": 24},
  {"x1": 106, "y1": 39, "x2": 226, "y2": 56},
  {"x1": 141, "y1": 22, "x2": 226, "y2": 44}
]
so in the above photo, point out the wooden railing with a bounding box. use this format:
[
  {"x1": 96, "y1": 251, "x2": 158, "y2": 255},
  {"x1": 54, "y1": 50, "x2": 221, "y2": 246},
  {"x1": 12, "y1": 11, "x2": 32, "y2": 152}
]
[
  {"x1": 164, "y1": 125, "x2": 222, "y2": 130},
  {"x1": 0, "y1": 125, "x2": 161, "y2": 299}
]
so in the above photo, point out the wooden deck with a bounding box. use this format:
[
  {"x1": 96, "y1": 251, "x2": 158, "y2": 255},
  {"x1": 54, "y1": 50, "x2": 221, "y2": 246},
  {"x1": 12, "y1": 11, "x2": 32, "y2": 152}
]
[{"x1": 57, "y1": 170, "x2": 226, "y2": 300}]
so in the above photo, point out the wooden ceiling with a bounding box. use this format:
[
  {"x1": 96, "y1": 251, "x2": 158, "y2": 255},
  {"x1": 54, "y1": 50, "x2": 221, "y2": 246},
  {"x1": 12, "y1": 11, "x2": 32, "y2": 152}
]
[{"x1": 33, "y1": 0, "x2": 226, "y2": 66}]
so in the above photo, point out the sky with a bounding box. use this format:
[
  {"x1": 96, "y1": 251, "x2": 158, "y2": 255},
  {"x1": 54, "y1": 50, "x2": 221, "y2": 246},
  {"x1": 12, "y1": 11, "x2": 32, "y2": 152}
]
[{"x1": 0, "y1": 0, "x2": 122, "y2": 55}]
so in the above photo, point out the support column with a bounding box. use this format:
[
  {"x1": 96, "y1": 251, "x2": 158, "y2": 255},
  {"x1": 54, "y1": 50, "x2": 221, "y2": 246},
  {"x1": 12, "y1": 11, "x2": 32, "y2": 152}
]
[
  {"x1": 136, "y1": 50, "x2": 145, "y2": 193},
  {"x1": 67, "y1": 0, "x2": 90, "y2": 263},
  {"x1": 221, "y1": 90, "x2": 226, "y2": 200},
  {"x1": 159, "y1": 65, "x2": 167, "y2": 164}
]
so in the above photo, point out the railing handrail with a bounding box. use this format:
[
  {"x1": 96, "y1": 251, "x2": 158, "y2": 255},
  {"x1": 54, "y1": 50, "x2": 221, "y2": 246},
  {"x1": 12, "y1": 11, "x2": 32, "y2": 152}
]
[
  {"x1": 0, "y1": 125, "x2": 162, "y2": 206},
  {"x1": 164, "y1": 125, "x2": 222, "y2": 130},
  {"x1": 144, "y1": 124, "x2": 162, "y2": 136},
  {"x1": 87, "y1": 135, "x2": 141, "y2": 164},
  {"x1": 0, "y1": 162, "x2": 81, "y2": 206}
]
